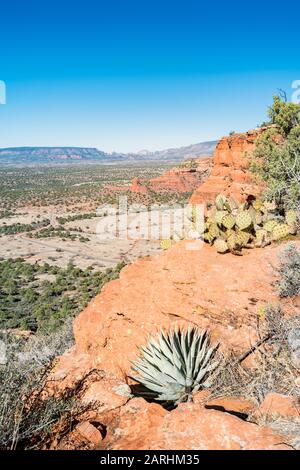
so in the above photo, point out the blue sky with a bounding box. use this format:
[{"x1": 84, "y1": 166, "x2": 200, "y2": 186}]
[{"x1": 0, "y1": 0, "x2": 299, "y2": 152}]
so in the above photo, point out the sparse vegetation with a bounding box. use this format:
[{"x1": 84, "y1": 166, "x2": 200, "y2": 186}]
[
  {"x1": 0, "y1": 258, "x2": 125, "y2": 333},
  {"x1": 57, "y1": 212, "x2": 98, "y2": 225},
  {"x1": 211, "y1": 304, "x2": 300, "y2": 404},
  {"x1": 0, "y1": 320, "x2": 75, "y2": 450},
  {"x1": 31, "y1": 225, "x2": 90, "y2": 243},
  {"x1": 0, "y1": 219, "x2": 50, "y2": 236},
  {"x1": 277, "y1": 243, "x2": 300, "y2": 297},
  {"x1": 0, "y1": 163, "x2": 174, "y2": 210}
]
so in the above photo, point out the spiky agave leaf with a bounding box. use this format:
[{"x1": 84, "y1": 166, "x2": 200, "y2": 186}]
[{"x1": 130, "y1": 326, "x2": 219, "y2": 405}]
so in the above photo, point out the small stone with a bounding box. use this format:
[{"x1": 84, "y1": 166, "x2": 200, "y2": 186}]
[
  {"x1": 205, "y1": 396, "x2": 256, "y2": 416},
  {"x1": 75, "y1": 421, "x2": 103, "y2": 446},
  {"x1": 258, "y1": 393, "x2": 300, "y2": 418}
]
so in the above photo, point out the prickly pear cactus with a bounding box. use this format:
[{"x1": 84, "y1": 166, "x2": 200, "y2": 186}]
[
  {"x1": 254, "y1": 211, "x2": 263, "y2": 226},
  {"x1": 252, "y1": 199, "x2": 263, "y2": 210},
  {"x1": 227, "y1": 234, "x2": 241, "y2": 252},
  {"x1": 285, "y1": 210, "x2": 297, "y2": 226},
  {"x1": 200, "y1": 195, "x2": 298, "y2": 255},
  {"x1": 263, "y1": 219, "x2": 278, "y2": 233},
  {"x1": 272, "y1": 224, "x2": 290, "y2": 241},
  {"x1": 222, "y1": 213, "x2": 235, "y2": 229},
  {"x1": 236, "y1": 211, "x2": 252, "y2": 230},
  {"x1": 209, "y1": 224, "x2": 220, "y2": 238},
  {"x1": 215, "y1": 194, "x2": 227, "y2": 210},
  {"x1": 215, "y1": 210, "x2": 228, "y2": 226},
  {"x1": 160, "y1": 239, "x2": 172, "y2": 250},
  {"x1": 204, "y1": 232, "x2": 215, "y2": 244},
  {"x1": 236, "y1": 230, "x2": 251, "y2": 246},
  {"x1": 255, "y1": 228, "x2": 268, "y2": 241},
  {"x1": 226, "y1": 228, "x2": 235, "y2": 238},
  {"x1": 213, "y1": 238, "x2": 229, "y2": 253}
]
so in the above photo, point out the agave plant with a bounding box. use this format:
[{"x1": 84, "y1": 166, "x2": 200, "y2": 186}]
[{"x1": 130, "y1": 326, "x2": 219, "y2": 406}]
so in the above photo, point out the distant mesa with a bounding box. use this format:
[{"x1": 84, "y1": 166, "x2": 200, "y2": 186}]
[
  {"x1": 136, "y1": 149, "x2": 151, "y2": 156},
  {"x1": 0, "y1": 140, "x2": 217, "y2": 166}
]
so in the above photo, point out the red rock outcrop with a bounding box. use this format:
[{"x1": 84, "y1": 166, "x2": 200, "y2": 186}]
[
  {"x1": 50, "y1": 240, "x2": 300, "y2": 395},
  {"x1": 190, "y1": 129, "x2": 266, "y2": 205},
  {"x1": 148, "y1": 157, "x2": 212, "y2": 192},
  {"x1": 204, "y1": 396, "x2": 257, "y2": 417},
  {"x1": 102, "y1": 399, "x2": 290, "y2": 450},
  {"x1": 104, "y1": 157, "x2": 212, "y2": 195},
  {"x1": 45, "y1": 126, "x2": 299, "y2": 450},
  {"x1": 130, "y1": 177, "x2": 148, "y2": 194}
]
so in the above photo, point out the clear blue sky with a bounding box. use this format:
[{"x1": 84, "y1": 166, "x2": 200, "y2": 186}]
[{"x1": 0, "y1": 0, "x2": 299, "y2": 152}]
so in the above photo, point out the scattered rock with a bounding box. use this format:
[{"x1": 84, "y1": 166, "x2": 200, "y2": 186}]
[
  {"x1": 75, "y1": 421, "x2": 103, "y2": 447},
  {"x1": 205, "y1": 396, "x2": 256, "y2": 418},
  {"x1": 258, "y1": 393, "x2": 300, "y2": 418}
]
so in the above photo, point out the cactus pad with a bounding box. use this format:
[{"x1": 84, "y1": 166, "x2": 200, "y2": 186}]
[
  {"x1": 222, "y1": 213, "x2": 236, "y2": 229},
  {"x1": 272, "y1": 224, "x2": 290, "y2": 240},
  {"x1": 213, "y1": 238, "x2": 229, "y2": 253},
  {"x1": 285, "y1": 210, "x2": 297, "y2": 226},
  {"x1": 215, "y1": 194, "x2": 227, "y2": 210},
  {"x1": 160, "y1": 239, "x2": 172, "y2": 250},
  {"x1": 236, "y1": 211, "x2": 252, "y2": 230},
  {"x1": 209, "y1": 223, "x2": 220, "y2": 238},
  {"x1": 215, "y1": 210, "x2": 228, "y2": 226},
  {"x1": 263, "y1": 219, "x2": 278, "y2": 233}
]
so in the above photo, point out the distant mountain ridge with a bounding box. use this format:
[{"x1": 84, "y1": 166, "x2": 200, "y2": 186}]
[{"x1": 0, "y1": 140, "x2": 217, "y2": 166}]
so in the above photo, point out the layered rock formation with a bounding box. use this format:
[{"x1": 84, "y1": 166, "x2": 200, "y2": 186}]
[
  {"x1": 190, "y1": 129, "x2": 266, "y2": 205},
  {"x1": 112, "y1": 157, "x2": 212, "y2": 194},
  {"x1": 147, "y1": 157, "x2": 212, "y2": 192},
  {"x1": 129, "y1": 177, "x2": 148, "y2": 194}
]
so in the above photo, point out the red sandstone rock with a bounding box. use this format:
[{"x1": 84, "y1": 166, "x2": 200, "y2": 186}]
[
  {"x1": 50, "y1": 240, "x2": 300, "y2": 391},
  {"x1": 205, "y1": 396, "x2": 256, "y2": 416},
  {"x1": 258, "y1": 393, "x2": 300, "y2": 418},
  {"x1": 103, "y1": 399, "x2": 290, "y2": 450},
  {"x1": 75, "y1": 421, "x2": 103, "y2": 446},
  {"x1": 190, "y1": 128, "x2": 267, "y2": 205},
  {"x1": 148, "y1": 157, "x2": 212, "y2": 192},
  {"x1": 193, "y1": 390, "x2": 212, "y2": 405},
  {"x1": 104, "y1": 157, "x2": 212, "y2": 195},
  {"x1": 130, "y1": 177, "x2": 148, "y2": 194},
  {"x1": 47, "y1": 126, "x2": 300, "y2": 450}
]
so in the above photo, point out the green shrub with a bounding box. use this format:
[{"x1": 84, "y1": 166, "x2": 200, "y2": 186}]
[
  {"x1": 252, "y1": 96, "x2": 300, "y2": 211},
  {"x1": 0, "y1": 258, "x2": 125, "y2": 333}
]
